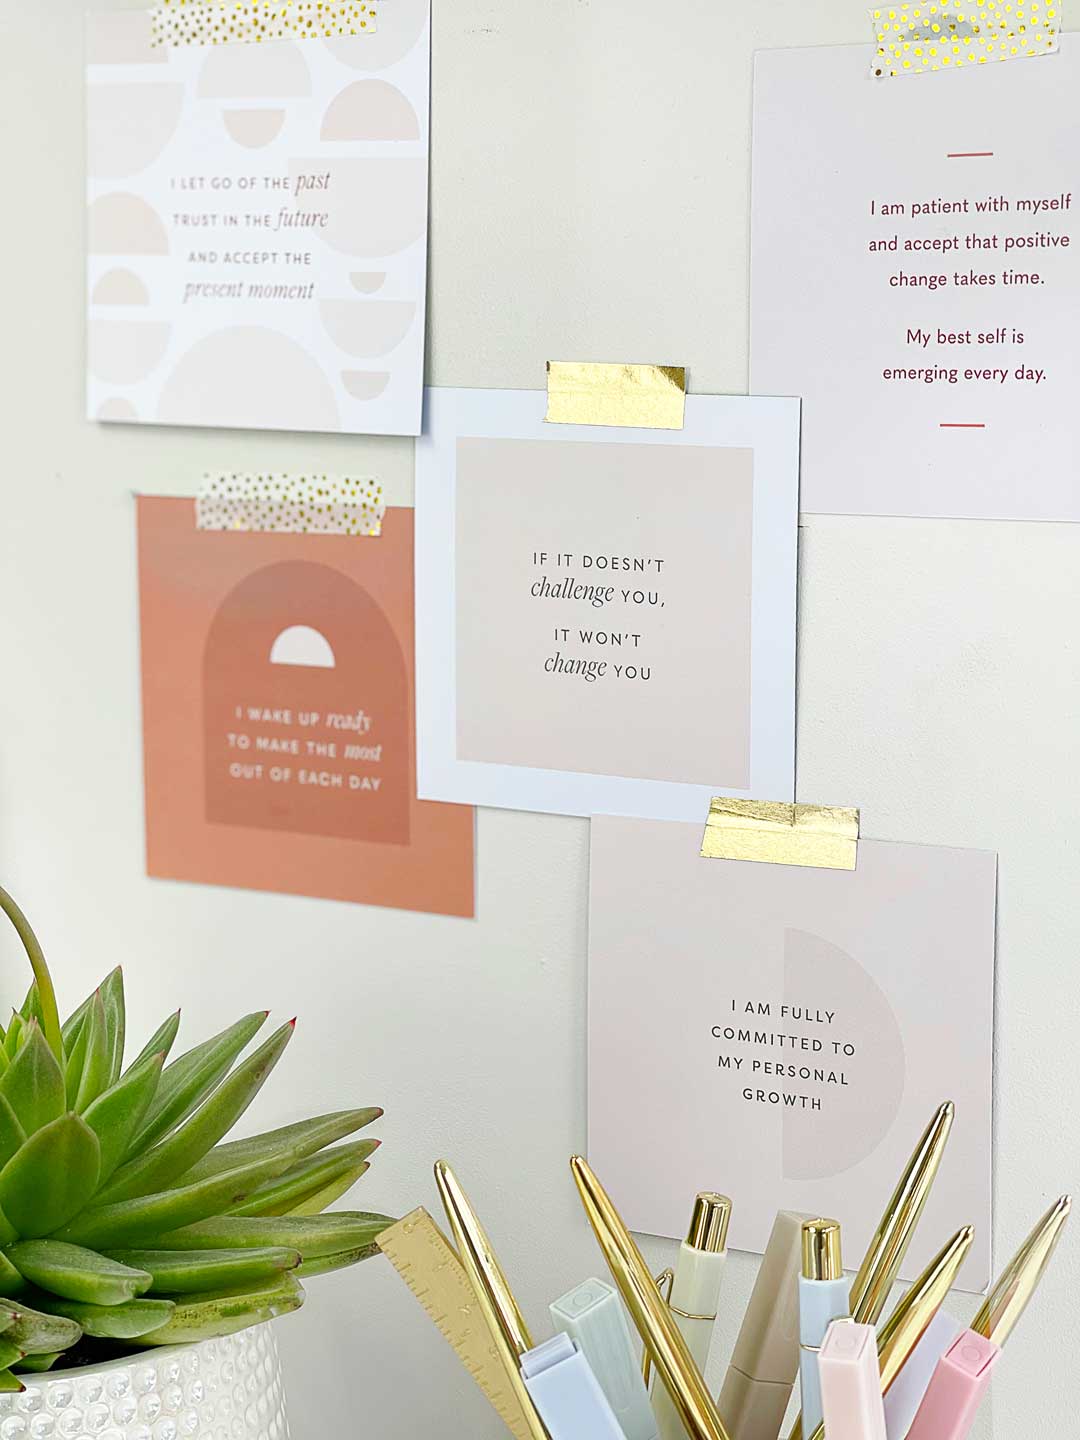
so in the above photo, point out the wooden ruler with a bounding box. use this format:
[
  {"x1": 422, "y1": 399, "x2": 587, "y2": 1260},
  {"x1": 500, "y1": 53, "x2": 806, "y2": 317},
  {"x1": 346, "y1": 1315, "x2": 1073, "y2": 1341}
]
[{"x1": 377, "y1": 1208, "x2": 536, "y2": 1440}]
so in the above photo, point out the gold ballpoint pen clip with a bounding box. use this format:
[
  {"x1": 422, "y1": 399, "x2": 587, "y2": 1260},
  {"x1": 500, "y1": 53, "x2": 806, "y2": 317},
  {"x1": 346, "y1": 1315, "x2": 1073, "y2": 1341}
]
[
  {"x1": 641, "y1": 1267, "x2": 675, "y2": 1387},
  {"x1": 433, "y1": 1161, "x2": 550, "y2": 1440},
  {"x1": 804, "y1": 1224, "x2": 975, "y2": 1440},
  {"x1": 570, "y1": 1155, "x2": 733, "y2": 1440},
  {"x1": 971, "y1": 1195, "x2": 1071, "y2": 1348},
  {"x1": 788, "y1": 1101, "x2": 955, "y2": 1440}
]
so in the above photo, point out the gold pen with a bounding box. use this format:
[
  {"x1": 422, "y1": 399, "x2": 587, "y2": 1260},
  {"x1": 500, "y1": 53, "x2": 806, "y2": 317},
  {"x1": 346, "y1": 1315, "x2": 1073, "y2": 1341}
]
[
  {"x1": 971, "y1": 1194, "x2": 1071, "y2": 1346},
  {"x1": 789, "y1": 1102, "x2": 954, "y2": 1440},
  {"x1": 433, "y1": 1161, "x2": 549, "y2": 1440},
  {"x1": 804, "y1": 1224, "x2": 975, "y2": 1440},
  {"x1": 570, "y1": 1156, "x2": 733, "y2": 1440}
]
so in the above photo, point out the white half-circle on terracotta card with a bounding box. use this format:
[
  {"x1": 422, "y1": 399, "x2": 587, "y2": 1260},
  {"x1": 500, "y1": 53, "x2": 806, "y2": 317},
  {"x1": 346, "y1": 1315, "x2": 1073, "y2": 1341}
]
[
  {"x1": 88, "y1": 84, "x2": 185, "y2": 180},
  {"x1": 323, "y1": 0, "x2": 428, "y2": 70},
  {"x1": 87, "y1": 10, "x2": 164, "y2": 65},
  {"x1": 782, "y1": 928, "x2": 906, "y2": 1182},
  {"x1": 96, "y1": 397, "x2": 140, "y2": 422},
  {"x1": 158, "y1": 327, "x2": 340, "y2": 432},
  {"x1": 222, "y1": 108, "x2": 287, "y2": 149},
  {"x1": 88, "y1": 194, "x2": 169, "y2": 255},
  {"x1": 89, "y1": 320, "x2": 172, "y2": 384},
  {"x1": 270, "y1": 625, "x2": 337, "y2": 669},
  {"x1": 291, "y1": 157, "x2": 427, "y2": 256},
  {"x1": 342, "y1": 371, "x2": 390, "y2": 400},
  {"x1": 321, "y1": 79, "x2": 420, "y2": 141},
  {"x1": 321, "y1": 300, "x2": 416, "y2": 358},
  {"x1": 91, "y1": 268, "x2": 150, "y2": 306},
  {"x1": 199, "y1": 41, "x2": 311, "y2": 99},
  {"x1": 350, "y1": 272, "x2": 386, "y2": 294}
]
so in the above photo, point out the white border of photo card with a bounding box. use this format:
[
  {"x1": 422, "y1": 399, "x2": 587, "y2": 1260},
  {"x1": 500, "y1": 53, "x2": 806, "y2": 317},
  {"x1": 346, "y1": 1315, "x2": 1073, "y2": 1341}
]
[{"x1": 414, "y1": 385, "x2": 800, "y2": 821}]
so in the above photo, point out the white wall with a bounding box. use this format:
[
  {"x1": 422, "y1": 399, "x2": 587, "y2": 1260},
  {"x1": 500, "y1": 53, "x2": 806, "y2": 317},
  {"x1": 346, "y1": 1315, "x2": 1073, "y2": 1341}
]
[{"x1": 2, "y1": 1, "x2": 1078, "y2": 1436}]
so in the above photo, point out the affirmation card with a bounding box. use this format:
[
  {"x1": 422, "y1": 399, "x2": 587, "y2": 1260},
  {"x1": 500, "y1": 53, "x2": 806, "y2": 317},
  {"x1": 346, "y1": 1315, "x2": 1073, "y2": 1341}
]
[
  {"x1": 414, "y1": 387, "x2": 800, "y2": 821},
  {"x1": 588, "y1": 820, "x2": 996, "y2": 1290},
  {"x1": 136, "y1": 497, "x2": 474, "y2": 916},
  {"x1": 87, "y1": 1, "x2": 430, "y2": 436},
  {"x1": 752, "y1": 40, "x2": 1080, "y2": 520}
]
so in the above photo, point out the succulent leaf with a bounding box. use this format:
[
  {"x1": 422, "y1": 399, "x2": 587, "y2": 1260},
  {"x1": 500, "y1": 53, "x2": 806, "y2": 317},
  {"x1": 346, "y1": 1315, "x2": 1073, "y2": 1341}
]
[
  {"x1": 5, "y1": 1301, "x2": 82, "y2": 1355},
  {"x1": 57, "y1": 1152, "x2": 299, "y2": 1249},
  {"x1": 184, "y1": 1108, "x2": 382, "y2": 1184},
  {"x1": 230, "y1": 1141, "x2": 377, "y2": 1218},
  {"x1": 3, "y1": 1016, "x2": 23, "y2": 1062},
  {"x1": 0, "y1": 1369, "x2": 23, "y2": 1393},
  {"x1": 61, "y1": 992, "x2": 94, "y2": 1058},
  {"x1": 0, "y1": 1024, "x2": 65, "y2": 1137},
  {"x1": 82, "y1": 1051, "x2": 165, "y2": 1187},
  {"x1": 0, "y1": 1098, "x2": 26, "y2": 1172},
  {"x1": 41, "y1": 1295, "x2": 175, "y2": 1340},
  {"x1": 137, "y1": 1275, "x2": 303, "y2": 1347},
  {"x1": 0, "y1": 1115, "x2": 102, "y2": 1238},
  {"x1": 0, "y1": 1342, "x2": 25, "y2": 1371},
  {"x1": 18, "y1": 985, "x2": 42, "y2": 1030},
  {"x1": 287, "y1": 1163, "x2": 373, "y2": 1219},
  {"x1": 98, "y1": 969, "x2": 126, "y2": 1087},
  {"x1": 0, "y1": 1251, "x2": 26, "y2": 1297},
  {"x1": 63, "y1": 1016, "x2": 91, "y2": 1108},
  {"x1": 14, "y1": 1352, "x2": 60, "y2": 1374},
  {"x1": 126, "y1": 1010, "x2": 181, "y2": 1075},
  {"x1": 0, "y1": 887, "x2": 62, "y2": 1062},
  {"x1": 74, "y1": 994, "x2": 111, "y2": 1115},
  {"x1": 128, "y1": 1011, "x2": 269, "y2": 1157},
  {"x1": 6, "y1": 1242, "x2": 152, "y2": 1307},
  {"x1": 152, "y1": 1211, "x2": 393, "y2": 1261},
  {"x1": 100, "y1": 1021, "x2": 295, "y2": 1206},
  {"x1": 294, "y1": 1243, "x2": 381, "y2": 1279},
  {"x1": 104, "y1": 1247, "x2": 301, "y2": 1295}
]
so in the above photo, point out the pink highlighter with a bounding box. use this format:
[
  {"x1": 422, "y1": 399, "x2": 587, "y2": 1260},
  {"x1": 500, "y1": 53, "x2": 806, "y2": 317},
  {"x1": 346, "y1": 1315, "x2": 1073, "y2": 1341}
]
[
  {"x1": 903, "y1": 1332, "x2": 1000, "y2": 1440},
  {"x1": 818, "y1": 1321, "x2": 887, "y2": 1440}
]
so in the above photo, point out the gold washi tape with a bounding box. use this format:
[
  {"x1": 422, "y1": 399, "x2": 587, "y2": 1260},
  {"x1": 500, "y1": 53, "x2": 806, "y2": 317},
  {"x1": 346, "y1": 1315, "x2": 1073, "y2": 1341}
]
[
  {"x1": 871, "y1": 0, "x2": 1059, "y2": 76},
  {"x1": 195, "y1": 472, "x2": 384, "y2": 535},
  {"x1": 701, "y1": 799, "x2": 860, "y2": 871},
  {"x1": 151, "y1": 0, "x2": 378, "y2": 49},
  {"x1": 545, "y1": 361, "x2": 687, "y2": 430}
]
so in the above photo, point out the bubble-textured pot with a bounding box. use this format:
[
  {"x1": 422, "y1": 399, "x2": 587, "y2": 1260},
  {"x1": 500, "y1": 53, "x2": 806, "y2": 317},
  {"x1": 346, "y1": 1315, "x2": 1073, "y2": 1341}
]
[{"x1": 0, "y1": 1322, "x2": 288, "y2": 1440}]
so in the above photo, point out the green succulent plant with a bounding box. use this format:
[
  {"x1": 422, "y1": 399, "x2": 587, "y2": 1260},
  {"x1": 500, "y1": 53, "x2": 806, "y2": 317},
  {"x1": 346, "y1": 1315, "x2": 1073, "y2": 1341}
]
[{"x1": 0, "y1": 885, "x2": 392, "y2": 1391}]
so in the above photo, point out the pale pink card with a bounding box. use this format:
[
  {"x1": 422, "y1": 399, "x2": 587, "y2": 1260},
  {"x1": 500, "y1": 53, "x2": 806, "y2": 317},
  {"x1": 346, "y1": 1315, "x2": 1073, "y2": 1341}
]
[{"x1": 588, "y1": 821, "x2": 996, "y2": 1291}]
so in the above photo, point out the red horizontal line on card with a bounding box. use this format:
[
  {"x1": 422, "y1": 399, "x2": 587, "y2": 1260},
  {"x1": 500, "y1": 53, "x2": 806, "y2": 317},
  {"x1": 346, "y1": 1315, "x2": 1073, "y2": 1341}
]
[
  {"x1": 947, "y1": 151, "x2": 994, "y2": 158},
  {"x1": 940, "y1": 423, "x2": 986, "y2": 429}
]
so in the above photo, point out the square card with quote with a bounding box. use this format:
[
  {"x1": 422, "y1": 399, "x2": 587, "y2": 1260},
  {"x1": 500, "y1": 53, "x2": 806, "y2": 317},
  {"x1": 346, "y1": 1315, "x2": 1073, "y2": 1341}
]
[
  {"x1": 588, "y1": 818, "x2": 996, "y2": 1290},
  {"x1": 751, "y1": 39, "x2": 1080, "y2": 520},
  {"x1": 86, "y1": 2, "x2": 429, "y2": 436},
  {"x1": 414, "y1": 387, "x2": 801, "y2": 821}
]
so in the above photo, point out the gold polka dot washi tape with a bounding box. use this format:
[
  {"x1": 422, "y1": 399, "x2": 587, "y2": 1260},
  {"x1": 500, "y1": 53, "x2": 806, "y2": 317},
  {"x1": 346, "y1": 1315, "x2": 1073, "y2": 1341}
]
[
  {"x1": 151, "y1": 0, "x2": 378, "y2": 49},
  {"x1": 196, "y1": 473, "x2": 385, "y2": 536},
  {"x1": 871, "y1": 0, "x2": 1060, "y2": 76}
]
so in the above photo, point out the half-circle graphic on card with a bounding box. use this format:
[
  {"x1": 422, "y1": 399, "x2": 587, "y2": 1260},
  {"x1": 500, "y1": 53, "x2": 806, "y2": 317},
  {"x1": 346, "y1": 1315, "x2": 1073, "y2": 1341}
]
[
  {"x1": 321, "y1": 300, "x2": 416, "y2": 357},
  {"x1": 782, "y1": 927, "x2": 905, "y2": 1182},
  {"x1": 91, "y1": 268, "x2": 150, "y2": 307},
  {"x1": 222, "y1": 109, "x2": 287, "y2": 149},
  {"x1": 204, "y1": 561, "x2": 410, "y2": 844},
  {"x1": 342, "y1": 371, "x2": 390, "y2": 401},
  {"x1": 291, "y1": 157, "x2": 427, "y2": 256},
  {"x1": 88, "y1": 194, "x2": 169, "y2": 255},
  {"x1": 350, "y1": 272, "x2": 386, "y2": 294},
  {"x1": 87, "y1": 84, "x2": 185, "y2": 179},
  {"x1": 158, "y1": 327, "x2": 339, "y2": 432},
  {"x1": 198, "y1": 41, "x2": 311, "y2": 99},
  {"x1": 324, "y1": 0, "x2": 427, "y2": 70},
  {"x1": 321, "y1": 80, "x2": 420, "y2": 140},
  {"x1": 270, "y1": 626, "x2": 336, "y2": 669},
  {"x1": 89, "y1": 320, "x2": 172, "y2": 384}
]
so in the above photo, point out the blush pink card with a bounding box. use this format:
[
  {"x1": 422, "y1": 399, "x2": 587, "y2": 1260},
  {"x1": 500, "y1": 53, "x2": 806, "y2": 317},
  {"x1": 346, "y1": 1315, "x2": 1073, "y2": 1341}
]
[{"x1": 588, "y1": 819, "x2": 996, "y2": 1291}]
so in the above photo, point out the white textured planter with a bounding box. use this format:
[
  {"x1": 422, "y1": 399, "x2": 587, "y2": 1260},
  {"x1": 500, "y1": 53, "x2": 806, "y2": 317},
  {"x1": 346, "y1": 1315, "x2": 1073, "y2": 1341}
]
[{"x1": 0, "y1": 1323, "x2": 288, "y2": 1440}]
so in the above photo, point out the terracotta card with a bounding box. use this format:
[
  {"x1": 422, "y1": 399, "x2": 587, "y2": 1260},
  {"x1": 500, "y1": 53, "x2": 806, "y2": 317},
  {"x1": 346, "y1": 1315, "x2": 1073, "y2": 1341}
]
[
  {"x1": 137, "y1": 497, "x2": 473, "y2": 915},
  {"x1": 588, "y1": 820, "x2": 996, "y2": 1290}
]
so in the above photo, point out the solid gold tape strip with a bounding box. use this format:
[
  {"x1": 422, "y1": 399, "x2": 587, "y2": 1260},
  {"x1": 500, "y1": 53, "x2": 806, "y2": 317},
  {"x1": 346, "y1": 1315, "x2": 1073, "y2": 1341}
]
[
  {"x1": 545, "y1": 361, "x2": 686, "y2": 430},
  {"x1": 195, "y1": 472, "x2": 384, "y2": 536},
  {"x1": 700, "y1": 799, "x2": 860, "y2": 871},
  {"x1": 871, "y1": 0, "x2": 1059, "y2": 77},
  {"x1": 377, "y1": 1210, "x2": 537, "y2": 1440},
  {"x1": 151, "y1": 0, "x2": 377, "y2": 49}
]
